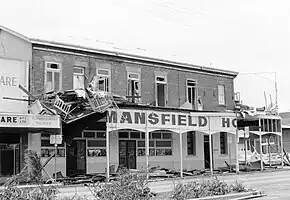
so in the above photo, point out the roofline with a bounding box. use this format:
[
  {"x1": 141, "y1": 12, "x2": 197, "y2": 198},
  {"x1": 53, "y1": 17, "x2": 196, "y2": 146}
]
[
  {"x1": 0, "y1": 25, "x2": 31, "y2": 43},
  {"x1": 31, "y1": 38, "x2": 239, "y2": 77}
]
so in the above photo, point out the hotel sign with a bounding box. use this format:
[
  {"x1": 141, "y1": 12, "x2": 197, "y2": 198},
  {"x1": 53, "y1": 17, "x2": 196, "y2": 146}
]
[
  {"x1": 107, "y1": 109, "x2": 237, "y2": 134},
  {"x1": 0, "y1": 113, "x2": 61, "y2": 129}
]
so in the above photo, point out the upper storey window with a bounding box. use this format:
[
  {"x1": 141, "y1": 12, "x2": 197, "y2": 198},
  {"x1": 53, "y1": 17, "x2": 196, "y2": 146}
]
[
  {"x1": 127, "y1": 72, "x2": 141, "y2": 103},
  {"x1": 156, "y1": 76, "x2": 167, "y2": 107},
  {"x1": 45, "y1": 62, "x2": 61, "y2": 93},
  {"x1": 97, "y1": 69, "x2": 110, "y2": 92}
]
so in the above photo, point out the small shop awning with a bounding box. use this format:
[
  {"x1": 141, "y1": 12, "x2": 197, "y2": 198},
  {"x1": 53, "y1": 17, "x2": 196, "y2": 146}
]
[{"x1": 0, "y1": 113, "x2": 61, "y2": 134}]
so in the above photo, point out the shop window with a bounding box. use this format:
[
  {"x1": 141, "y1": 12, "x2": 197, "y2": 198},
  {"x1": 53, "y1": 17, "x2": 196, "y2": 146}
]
[
  {"x1": 137, "y1": 131, "x2": 172, "y2": 157},
  {"x1": 220, "y1": 132, "x2": 228, "y2": 155},
  {"x1": 119, "y1": 132, "x2": 129, "y2": 138},
  {"x1": 83, "y1": 131, "x2": 95, "y2": 138},
  {"x1": 163, "y1": 132, "x2": 172, "y2": 139},
  {"x1": 138, "y1": 141, "x2": 145, "y2": 147},
  {"x1": 156, "y1": 141, "x2": 171, "y2": 147},
  {"x1": 87, "y1": 140, "x2": 106, "y2": 157},
  {"x1": 88, "y1": 140, "x2": 106, "y2": 147},
  {"x1": 152, "y1": 132, "x2": 162, "y2": 139},
  {"x1": 218, "y1": 85, "x2": 226, "y2": 105},
  {"x1": 187, "y1": 131, "x2": 196, "y2": 156},
  {"x1": 96, "y1": 131, "x2": 106, "y2": 138},
  {"x1": 127, "y1": 72, "x2": 141, "y2": 103},
  {"x1": 96, "y1": 69, "x2": 110, "y2": 92},
  {"x1": 45, "y1": 62, "x2": 61, "y2": 93},
  {"x1": 130, "y1": 132, "x2": 141, "y2": 139},
  {"x1": 40, "y1": 133, "x2": 65, "y2": 157},
  {"x1": 187, "y1": 80, "x2": 197, "y2": 109},
  {"x1": 141, "y1": 132, "x2": 145, "y2": 139},
  {"x1": 155, "y1": 76, "x2": 167, "y2": 107}
]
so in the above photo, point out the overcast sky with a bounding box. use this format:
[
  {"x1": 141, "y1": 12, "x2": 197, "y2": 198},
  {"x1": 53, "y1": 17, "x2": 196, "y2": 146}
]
[{"x1": 1, "y1": 0, "x2": 290, "y2": 112}]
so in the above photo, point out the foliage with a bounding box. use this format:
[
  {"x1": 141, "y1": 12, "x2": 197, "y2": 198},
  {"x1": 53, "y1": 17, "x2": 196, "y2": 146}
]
[
  {"x1": 0, "y1": 150, "x2": 58, "y2": 200},
  {"x1": 24, "y1": 150, "x2": 44, "y2": 184},
  {"x1": 90, "y1": 169, "x2": 153, "y2": 200},
  {"x1": 171, "y1": 177, "x2": 245, "y2": 200},
  {"x1": 0, "y1": 182, "x2": 57, "y2": 200},
  {"x1": 231, "y1": 180, "x2": 248, "y2": 192},
  {"x1": 205, "y1": 177, "x2": 231, "y2": 196}
]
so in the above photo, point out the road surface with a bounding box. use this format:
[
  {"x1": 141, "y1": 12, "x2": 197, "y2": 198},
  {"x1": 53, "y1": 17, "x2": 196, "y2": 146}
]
[{"x1": 56, "y1": 169, "x2": 290, "y2": 199}]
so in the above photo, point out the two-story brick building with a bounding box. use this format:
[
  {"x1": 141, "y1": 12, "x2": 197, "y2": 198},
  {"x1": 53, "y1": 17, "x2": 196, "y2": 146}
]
[{"x1": 29, "y1": 38, "x2": 239, "y2": 178}]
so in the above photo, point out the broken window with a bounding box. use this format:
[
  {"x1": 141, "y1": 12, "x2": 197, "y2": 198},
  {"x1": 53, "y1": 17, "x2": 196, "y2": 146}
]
[
  {"x1": 187, "y1": 80, "x2": 197, "y2": 109},
  {"x1": 156, "y1": 76, "x2": 167, "y2": 107},
  {"x1": 127, "y1": 72, "x2": 141, "y2": 103},
  {"x1": 218, "y1": 85, "x2": 226, "y2": 105},
  {"x1": 45, "y1": 62, "x2": 61, "y2": 93},
  {"x1": 73, "y1": 67, "x2": 85, "y2": 89},
  {"x1": 97, "y1": 69, "x2": 110, "y2": 92}
]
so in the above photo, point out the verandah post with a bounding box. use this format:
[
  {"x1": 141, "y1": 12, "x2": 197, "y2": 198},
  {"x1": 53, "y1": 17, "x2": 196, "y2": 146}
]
[
  {"x1": 106, "y1": 117, "x2": 110, "y2": 182},
  {"x1": 235, "y1": 112, "x2": 240, "y2": 173},
  {"x1": 145, "y1": 127, "x2": 149, "y2": 179},
  {"x1": 179, "y1": 129, "x2": 183, "y2": 178},
  {"x1": 259, "y1": 119, "x2": 263, "y2": 171},
  {"x1": 209, "y1": 116, "x2": 213, "y2": 175}
]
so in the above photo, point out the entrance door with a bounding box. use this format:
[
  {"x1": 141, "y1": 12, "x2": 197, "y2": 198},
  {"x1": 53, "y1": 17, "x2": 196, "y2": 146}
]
[
  {"x1": 0, "y1": 144, "x2": 20, "y2": 176},
  {"x1": 119, "y1": 140, "x2": 136, "y2": 169},
  {"x1": 67, "y1": 140, "x2": 86, "y2": 176},
  {"x1": 204, "y1": 135, "x2": 211, "y2": 169}
]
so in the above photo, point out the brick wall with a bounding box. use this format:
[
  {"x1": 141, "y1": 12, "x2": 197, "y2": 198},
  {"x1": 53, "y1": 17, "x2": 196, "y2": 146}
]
[{"x1": 32, "y1": 48, "x2": 235, "y2": 111}]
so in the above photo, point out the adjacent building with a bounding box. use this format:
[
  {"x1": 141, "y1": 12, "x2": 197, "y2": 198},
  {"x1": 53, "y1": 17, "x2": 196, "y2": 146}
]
[{"x1": 0, "y1": 26, "x2": 60, "y2": 177}]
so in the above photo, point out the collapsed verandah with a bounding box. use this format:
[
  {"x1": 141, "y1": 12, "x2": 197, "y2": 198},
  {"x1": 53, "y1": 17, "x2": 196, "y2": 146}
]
[
  {"x1": 237, "y1": 113, "x2": 283, "y2": 170},
  {"x1": 104, "y1": 107, "x2": 239, "y2": 180}
]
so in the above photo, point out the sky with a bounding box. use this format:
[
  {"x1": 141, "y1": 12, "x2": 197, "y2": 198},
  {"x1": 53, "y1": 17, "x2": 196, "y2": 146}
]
[{"x1": 1, "y1": 0, "x2": 290, "y2": 112}]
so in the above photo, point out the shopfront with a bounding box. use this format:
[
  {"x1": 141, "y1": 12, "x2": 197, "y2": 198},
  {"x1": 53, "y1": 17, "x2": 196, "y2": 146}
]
[
  {"x1": 0, "y1": 113, "x2": 61, "y2": 176},
  {"x1": 103, "y1": 107, "x2": 238, "y2": 179}
]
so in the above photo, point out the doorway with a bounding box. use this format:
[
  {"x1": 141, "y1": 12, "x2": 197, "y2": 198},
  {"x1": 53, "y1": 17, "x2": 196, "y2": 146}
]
[
  {"x1": 204, "y1": 135, "x2": 211, "y2": 169},
  {"x1": 67, "y1": 140, "x2": 86, "y2": 176},
  {"x1": 119, "y1": 140, "x2": 136, "y2": 169}
]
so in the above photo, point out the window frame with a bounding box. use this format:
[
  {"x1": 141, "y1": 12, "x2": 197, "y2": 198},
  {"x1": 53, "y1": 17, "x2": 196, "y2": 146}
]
[
  {"x1": 187, "y1": 131, "x2": 196, "y2": 156},
  {"x1": 73, "y1": 66, "x2": 85, "y2": 89},
  {"x1": 125, "y1": 130, "x2": 173, "y2": 157},
  {"x1": 155, "y1": 75, "x2": 168, "y2": 107},
  {"x1": 44, "y1": 61, "x2": 62, "y2": 93},
  {"x1": 96, "y1": 68, "x2": 111, "y2": 92},
  {"x1": 127, "y1": 72, "x2": 141, "y2": 103},
  {"x1": 186, "y1": 79, "x2": 198, "y2": 109},
  {"x1": 220, "y1": 132, "x2": 228, "y2": 155},
  {"x1": 40, "y1": 133, "x2": 65, "y2": 157},
  {"x1": 218, "y1": 84, "x2": 226, "y2": 105},
  {"x1": 84, "y1": 130, "x2": 107, "y2": 157}
]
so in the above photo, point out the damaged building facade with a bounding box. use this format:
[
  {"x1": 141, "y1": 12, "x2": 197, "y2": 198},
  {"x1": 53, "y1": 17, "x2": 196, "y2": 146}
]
[
  {"x1": 29, "y1": 38, "x2": 239, "y2": 178},
  {"x1": 0, "y1": 26, "x2": 61, "y2": 177}
]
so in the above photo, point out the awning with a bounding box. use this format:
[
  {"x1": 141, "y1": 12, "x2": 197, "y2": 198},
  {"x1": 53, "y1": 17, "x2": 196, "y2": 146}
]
[{"x1": 0, "y1": 113, "x2": 61, "y2": 134}]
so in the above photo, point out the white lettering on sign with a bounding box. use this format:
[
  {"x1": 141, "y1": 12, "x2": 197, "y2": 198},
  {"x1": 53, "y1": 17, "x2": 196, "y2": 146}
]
[{"x1": 0, "y1": 75, "x2": 17, "y2": 87}]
